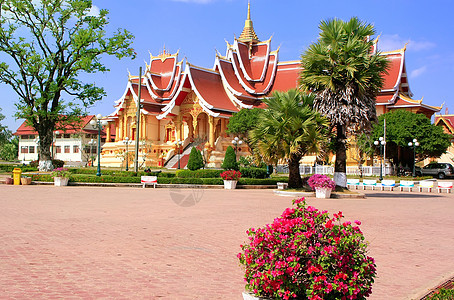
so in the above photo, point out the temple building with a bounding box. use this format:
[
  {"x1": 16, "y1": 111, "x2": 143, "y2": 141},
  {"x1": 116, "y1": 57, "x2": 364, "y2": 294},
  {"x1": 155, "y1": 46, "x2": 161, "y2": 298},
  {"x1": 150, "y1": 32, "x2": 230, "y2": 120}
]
[
  {"x1": 100, "y1": 4, "x2": 442, "y2": 169},
  {"x1": 434, "y1": 113, "x2": 454, "y2": 164}
]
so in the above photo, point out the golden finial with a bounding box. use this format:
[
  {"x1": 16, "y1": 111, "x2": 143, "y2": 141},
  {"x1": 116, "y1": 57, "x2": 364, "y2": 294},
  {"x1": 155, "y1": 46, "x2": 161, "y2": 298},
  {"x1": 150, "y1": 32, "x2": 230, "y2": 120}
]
[
  {"x1": 403, "y1": 42, "x2": 409, "y2": 51},
  {"x1": 127, "y1": 69, "x2": 132, "y2": 80},
  {"x1": 247, "y1": 1, "x2": 251, "y2": 20},
  {"x1": 238, "y1": 0, "x2": 259, "y2": 43}
]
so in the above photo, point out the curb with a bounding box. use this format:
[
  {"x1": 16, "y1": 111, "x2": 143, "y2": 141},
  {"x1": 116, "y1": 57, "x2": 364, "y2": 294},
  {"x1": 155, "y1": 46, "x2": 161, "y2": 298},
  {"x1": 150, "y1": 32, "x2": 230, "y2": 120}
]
[{"x1": 274, "y1": 190, "x2": 366, "y2": 199}]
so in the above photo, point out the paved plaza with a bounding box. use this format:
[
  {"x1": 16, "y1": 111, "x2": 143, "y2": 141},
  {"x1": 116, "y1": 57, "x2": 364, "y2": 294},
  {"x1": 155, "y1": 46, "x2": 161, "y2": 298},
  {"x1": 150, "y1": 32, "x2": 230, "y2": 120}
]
[{"x1": 0, "y1": 185, "x2": 453, "y2": 299}]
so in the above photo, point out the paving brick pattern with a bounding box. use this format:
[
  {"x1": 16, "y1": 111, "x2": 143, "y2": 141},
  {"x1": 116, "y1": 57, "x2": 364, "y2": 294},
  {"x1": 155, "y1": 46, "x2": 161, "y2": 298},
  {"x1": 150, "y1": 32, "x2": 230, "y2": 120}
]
[{"x1": 0, "y1": 185, "x2": 453, "y2": 299}]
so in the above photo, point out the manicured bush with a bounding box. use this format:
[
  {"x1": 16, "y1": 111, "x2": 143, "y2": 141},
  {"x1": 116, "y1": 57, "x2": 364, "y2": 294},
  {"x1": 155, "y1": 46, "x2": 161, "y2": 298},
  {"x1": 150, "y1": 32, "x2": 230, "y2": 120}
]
[
  {"x1": 187, "y1": 147, "x2": 204, "y2": 170},
  {"x1": 240, "y1": 167, "x2": 267, "y2": 179},
  {"x1": 176, "y1": 169, "x2": 222, "y2": 178},
  {"x1": 238, "y1": 197, "x2": 376, "y2": 300},
  {"x1": 52, "y1": 159, "x2": 65, "y2": 168},
  {"x1": 222, "y1": 145, "x2": 238, "y2": 170}
]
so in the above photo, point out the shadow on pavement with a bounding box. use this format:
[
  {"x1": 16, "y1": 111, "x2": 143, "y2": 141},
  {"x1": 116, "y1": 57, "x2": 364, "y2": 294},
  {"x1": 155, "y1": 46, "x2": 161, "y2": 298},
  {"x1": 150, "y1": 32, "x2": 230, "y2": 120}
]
[{"x1": 365, "y1": 193, "x2": 445, "y2": 198}]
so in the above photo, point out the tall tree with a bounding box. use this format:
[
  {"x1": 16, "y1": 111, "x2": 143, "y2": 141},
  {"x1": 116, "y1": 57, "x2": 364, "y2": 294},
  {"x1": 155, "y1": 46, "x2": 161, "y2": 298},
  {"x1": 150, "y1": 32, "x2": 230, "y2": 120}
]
[
  {"x1": 249, "y1": 90, "x2": 330, "y2": 188},
  {"x1": 0, "y1": 0, "x2": 135, "y2": 170},
  {"x1": 372, "y1": 110, "x2": 451, "y2": 167},
  {"x1": 300, "y1": 17, "x2": 388, "y2": 187},
  {"x1": 226, "y1": 108, "x2": 261, "y2": 145}
]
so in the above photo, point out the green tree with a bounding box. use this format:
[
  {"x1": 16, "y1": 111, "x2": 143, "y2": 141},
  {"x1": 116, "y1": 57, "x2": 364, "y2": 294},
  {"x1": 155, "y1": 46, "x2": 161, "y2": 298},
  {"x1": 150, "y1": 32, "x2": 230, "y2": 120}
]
[
  {"x1": 226, "y1": 108, "x2": 261, "y2": 145},
  {"x1": 222, "y1": 145, "x2": 238, "y2": 170},
  {"x1": 0, "y1": 0, "x2": 135, "y2": 171},
  {"x1": 300, "y1": 17, "x2": 388, "y2": 187},
  {"x1": 250, "y1": 90, "x2": 330, "y2": 188},
  {"x1": 372, "y1": 110, "x2": 451, "y2": 167},
  {"x1": 0, "y1": 108, "x2": 11, "y2": 145},
  {"x1": 187, "y1": 147, "x2": 204, "y2": 171}
]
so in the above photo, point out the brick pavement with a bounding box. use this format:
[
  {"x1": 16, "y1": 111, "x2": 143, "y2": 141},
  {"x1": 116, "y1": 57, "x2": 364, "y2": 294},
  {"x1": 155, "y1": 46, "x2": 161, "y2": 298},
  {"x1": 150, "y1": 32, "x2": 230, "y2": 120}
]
[{"x1": 0, "y1": 185, "x2": 453, "y2": 299}]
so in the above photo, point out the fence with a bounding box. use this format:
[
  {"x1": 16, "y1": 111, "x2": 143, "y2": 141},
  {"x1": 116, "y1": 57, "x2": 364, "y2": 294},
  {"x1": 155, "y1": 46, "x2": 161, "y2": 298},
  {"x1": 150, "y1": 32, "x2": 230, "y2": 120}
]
[{"x1": 276, "y1": 165, "x2": 393, "y2": 177}]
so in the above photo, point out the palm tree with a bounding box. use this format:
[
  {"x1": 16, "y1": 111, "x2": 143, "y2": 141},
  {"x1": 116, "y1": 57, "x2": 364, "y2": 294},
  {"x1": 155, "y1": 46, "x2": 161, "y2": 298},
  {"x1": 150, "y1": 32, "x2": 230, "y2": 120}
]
[
  {"x1": 250, "y1": 89, "x2": 330, "y2": 188},
  {"x1": 300, "y1": 17, "x2": 388, "y2": 187}
]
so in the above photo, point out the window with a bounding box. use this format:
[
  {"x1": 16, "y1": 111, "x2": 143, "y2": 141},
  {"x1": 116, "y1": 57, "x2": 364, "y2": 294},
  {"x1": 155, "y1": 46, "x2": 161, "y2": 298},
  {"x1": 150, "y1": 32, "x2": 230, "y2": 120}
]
[
  {"x1": 29, "y1": 146, "x2": 35, "y2": 153},
  {"x1": 29, "y1": 135, "x2": 35, "y2": 139},
  {"x1": 64, "y1": 134, "x2": 71, "y2": 139},
  {"x1": 22, "y1": 135, "x2": 28, "y2": 140},
  {"x1": 21, "y1": 146, "x2": 28, "y2": 153},
  {"x1": 56, "y1": 134, "x2": 62, "y2": 139},
  {"x1": 55, "y1": 146, "x2": 61, "y2": 153},
  {"x1": 64, "y1": 145, "x2": 70, "y2": 153},
  {"x1": 73, "y1": 145, "x2": 79, "y2": 153}
]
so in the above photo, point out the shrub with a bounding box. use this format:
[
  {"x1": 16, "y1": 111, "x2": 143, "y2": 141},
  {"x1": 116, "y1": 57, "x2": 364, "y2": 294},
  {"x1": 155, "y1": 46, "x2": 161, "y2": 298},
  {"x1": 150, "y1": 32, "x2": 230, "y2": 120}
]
[
  {"x1": 52, "y1": 159, "x2": 65, "y2": 168},
  {"x1": 427, "y1": 288, "x2": 454, "y2": 300},
  {"x1": 307, "y1": 174, "x2": 336, "y2": 190},
  {"x1": 187, "y1": 147, "x2": 204, "y2": 170},
  {"x1": 240, "y1": 167, "x2": 267, "y2": 179},
  {"x1": 238, "y1": 197, "x2": 376, "y2": 300},
  {"x1": 222, "y1": 145, "x2": 238, "y2": 170},
  {"x1": 176, "y1": 169, "x2": 222, "y2": 178},
  {"x1": 220, "y1": 170, "x2": 241, "y2": 180}
]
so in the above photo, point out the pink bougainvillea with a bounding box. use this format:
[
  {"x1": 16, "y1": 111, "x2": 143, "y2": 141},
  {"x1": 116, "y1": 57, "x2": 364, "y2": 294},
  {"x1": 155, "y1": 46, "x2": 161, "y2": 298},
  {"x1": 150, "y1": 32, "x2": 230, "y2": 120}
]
[
  {"x1": 238, "y1": 197, "x2": 376, "y2": 300},
  {"x1": 307, "y1": 174, "x2": 336, "y2": 190}
]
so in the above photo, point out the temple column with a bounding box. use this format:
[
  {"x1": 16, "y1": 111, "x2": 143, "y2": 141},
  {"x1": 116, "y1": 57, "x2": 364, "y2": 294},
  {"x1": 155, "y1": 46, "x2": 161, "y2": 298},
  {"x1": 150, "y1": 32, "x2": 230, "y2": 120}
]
[
  {"x1": 157, "y1": 119, "x2": 161, "y2": 142},
  {"x1": 209, "y1": 116, "x2": 215, "y2": 148},
  {"x1": 175, "y1": 116, "x2": 182, "y2": 141},
  {"x1": 106, "y1": 122, "x2": 111, "y2": 142},
  {"x1": 221, "y1": 118, "x2": 227, "y2": 137},
  {"x1": 115, "y1": 119, "x2": 120, "y2": 141},
  {"x1": 119, "y1": 117, "x2": 124, "y2": 140}
]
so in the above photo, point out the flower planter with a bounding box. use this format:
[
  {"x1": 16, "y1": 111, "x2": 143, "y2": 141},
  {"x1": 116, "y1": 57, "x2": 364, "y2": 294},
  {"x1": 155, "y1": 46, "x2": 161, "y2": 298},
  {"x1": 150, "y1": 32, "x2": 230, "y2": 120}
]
[
  {"x1": 315, "y1": 187, "x2": 332, "y2": 198},
  {"x1": 54, "y1": 177, "x2": 69, "y2": 186},
  {"x1": 5, "y1": 177, "x2": 13, "y2": 185},
  {"x1": 223, "y1": 180, "x2": 238, "y2": 189},
  {"x1": 242, "y1": 292, "x2": 270, "y2": 300},
  {"x1": 20, "y1": 177, "x2": 32, "y2": 185}
]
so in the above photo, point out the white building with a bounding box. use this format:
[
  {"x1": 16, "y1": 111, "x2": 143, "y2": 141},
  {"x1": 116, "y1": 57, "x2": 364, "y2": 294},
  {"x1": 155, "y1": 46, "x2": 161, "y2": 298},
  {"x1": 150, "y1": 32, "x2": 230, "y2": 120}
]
[{"x1": 14, "y1": 115, "x2": 113, "y2": 166}]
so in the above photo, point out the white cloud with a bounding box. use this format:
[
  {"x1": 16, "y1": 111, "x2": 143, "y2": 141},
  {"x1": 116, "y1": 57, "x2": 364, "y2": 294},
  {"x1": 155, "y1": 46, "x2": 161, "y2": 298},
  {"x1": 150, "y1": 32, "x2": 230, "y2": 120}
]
[
  {"x1": 87, "y1": 5, "x2": 100, "y2": 17},
  {"x1": 379, "y1": 34, "x2": 436, "y2": 52},
  {"x1": 410, "y1": 66, "x2": 427, "y2": 78}
]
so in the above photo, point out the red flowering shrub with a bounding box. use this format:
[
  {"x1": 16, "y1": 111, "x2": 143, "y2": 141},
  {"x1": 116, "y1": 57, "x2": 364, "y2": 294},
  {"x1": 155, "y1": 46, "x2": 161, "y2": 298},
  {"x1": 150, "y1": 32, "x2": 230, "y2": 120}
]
[
  {"x1": 220, "y1": 170, "x2": 242, "y2": 181},
  {"x1": 307, "y1": 174, "x2": 336, "y2": 190},
  {"x1": 238, "y1": 197, "x2": 376, "y2": 300}
]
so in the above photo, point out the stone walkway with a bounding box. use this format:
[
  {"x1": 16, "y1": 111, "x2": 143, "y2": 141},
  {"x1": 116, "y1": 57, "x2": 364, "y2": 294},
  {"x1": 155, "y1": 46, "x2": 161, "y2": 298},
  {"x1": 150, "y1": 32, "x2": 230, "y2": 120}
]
[{"x1": 0, "y1": 185, "x2": 453, "y2": 299}]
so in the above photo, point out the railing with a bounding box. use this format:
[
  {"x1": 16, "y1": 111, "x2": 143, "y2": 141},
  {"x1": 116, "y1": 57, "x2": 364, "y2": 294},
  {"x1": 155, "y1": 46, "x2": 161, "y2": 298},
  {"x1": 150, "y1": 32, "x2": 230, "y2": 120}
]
[{"x1": 276, "y1": 165, "x2": 393, "y2": 176}]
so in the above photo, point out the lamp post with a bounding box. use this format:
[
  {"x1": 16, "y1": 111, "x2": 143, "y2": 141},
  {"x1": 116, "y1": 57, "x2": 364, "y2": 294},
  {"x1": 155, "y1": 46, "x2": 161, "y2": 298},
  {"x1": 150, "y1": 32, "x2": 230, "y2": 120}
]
[
  {"x1": 408, "y1": 138, "x2": 420, "y2": 177},
  {"x1": 232, "y1": 136, "x2": 243, "y2": 159},
  {"x1": 89, "y1": 114, "x2": 108, "y2": 176},
  {"x1": 374, "y1": 137, "x2": 386, "y2": 181},
  {"x1": 52, "y1": 130, "x2": 59, "y2": 160},
  {"x1": 174, "y1": 139, "x2": 182, "y2": 169},
  {"x1": 123, "y1": 137, "x2": 132, "y2": 171}
]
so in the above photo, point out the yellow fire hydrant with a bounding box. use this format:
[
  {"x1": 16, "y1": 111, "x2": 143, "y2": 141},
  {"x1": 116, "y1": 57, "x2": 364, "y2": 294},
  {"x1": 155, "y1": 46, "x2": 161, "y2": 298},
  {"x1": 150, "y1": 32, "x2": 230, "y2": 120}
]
[{"x1": 13, "y1": 168, "x2": 22, "y2": 185}]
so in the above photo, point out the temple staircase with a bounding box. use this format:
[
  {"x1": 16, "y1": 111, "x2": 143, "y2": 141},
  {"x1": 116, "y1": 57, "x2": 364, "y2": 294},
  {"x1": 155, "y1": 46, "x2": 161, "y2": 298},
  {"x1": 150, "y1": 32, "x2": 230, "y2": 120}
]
[{"x1": 164, "y1": 143, "x2": 195, "y2": 169}]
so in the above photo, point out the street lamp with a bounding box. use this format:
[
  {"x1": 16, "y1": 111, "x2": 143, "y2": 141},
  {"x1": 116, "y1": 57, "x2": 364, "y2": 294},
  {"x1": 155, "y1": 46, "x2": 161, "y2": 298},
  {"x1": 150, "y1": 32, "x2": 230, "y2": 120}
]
[
  {"x1": 374, "y1": 137, "x2": 386, "y2": 181},
  {"x1": 89, "y1": 114, "x2": 108, "y2": 176},
  {"x1": 232, "y1": 136, "x2": 243, "y2": 158},
  {"x1": 52, "y1": 130, "x2": 59, "y2": 160},
  {"x1": 174, "y1": 139, "x2": 183, "y2": 169},
  {"x1": 122, "y1": 137, "x2": 132, "y2": 171},
  {"x1": 408, "y1": 138, "x2": 420, "y2": 177}
]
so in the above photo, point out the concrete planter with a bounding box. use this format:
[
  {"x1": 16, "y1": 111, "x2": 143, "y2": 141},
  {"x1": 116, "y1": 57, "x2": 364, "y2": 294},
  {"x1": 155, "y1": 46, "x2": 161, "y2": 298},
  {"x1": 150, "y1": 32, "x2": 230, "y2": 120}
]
[
  {"x1": 223, "y1": 180, "x2": 238, "y2": 189},
  {"x1": 242, "y1": 292, "x2": 271, "y2": 300},
  {"x1": 315, "y1": 187, "x2": 332, "y2": 198},
  {"x1": 54, "y1": 177, "x2": 69, "y2": 186}
]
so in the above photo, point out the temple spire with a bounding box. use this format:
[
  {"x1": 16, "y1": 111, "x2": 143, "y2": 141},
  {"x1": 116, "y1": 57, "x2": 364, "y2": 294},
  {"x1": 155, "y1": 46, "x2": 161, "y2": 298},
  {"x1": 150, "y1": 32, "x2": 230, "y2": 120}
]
[{"x1": 238, "y1": 1, "x2": 259, "y2": 43}]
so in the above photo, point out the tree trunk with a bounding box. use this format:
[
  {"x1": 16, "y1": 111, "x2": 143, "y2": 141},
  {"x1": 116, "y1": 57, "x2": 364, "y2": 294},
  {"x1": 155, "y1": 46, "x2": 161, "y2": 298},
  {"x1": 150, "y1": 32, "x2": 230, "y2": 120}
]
[
  {"x1": 334, "y1": 124, "x2": 347, "y2": 187},
  {"x1": 37, "y1": 126, "x2": 53, "y2": 171},
  {"x1": 288, "y1": 153, "x2": 302, "y2": 188}
]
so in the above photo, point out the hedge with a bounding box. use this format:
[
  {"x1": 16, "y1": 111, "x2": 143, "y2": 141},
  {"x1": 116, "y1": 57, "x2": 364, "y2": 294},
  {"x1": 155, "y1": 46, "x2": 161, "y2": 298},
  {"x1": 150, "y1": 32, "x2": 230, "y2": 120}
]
[
  {"x1": 176, "y1": 169, "x2": 222, "y2": 178},
  {"x1": 239, "y1": 167, "x2": 268, "y2": 179},
  {"x1": 28, "y1": 174, "x2": 283, "y2": 185},
  {"x1": 0, "y1": 164, "x2": 38, "y2": 173}
]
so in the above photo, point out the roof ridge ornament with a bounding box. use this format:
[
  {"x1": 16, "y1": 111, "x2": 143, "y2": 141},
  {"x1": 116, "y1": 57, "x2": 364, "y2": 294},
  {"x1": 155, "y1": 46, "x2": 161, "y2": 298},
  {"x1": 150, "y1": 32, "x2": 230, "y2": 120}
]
[{"x1": 238, "y1": 1, "x2": 259, "y2": 44}]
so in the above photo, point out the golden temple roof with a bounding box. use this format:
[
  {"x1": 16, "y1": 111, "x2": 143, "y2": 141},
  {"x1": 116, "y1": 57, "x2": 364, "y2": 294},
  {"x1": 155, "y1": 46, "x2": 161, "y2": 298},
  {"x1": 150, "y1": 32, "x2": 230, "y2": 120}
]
[{"x1": 238, "y1": 1, "x2": 259, "y2": 43}]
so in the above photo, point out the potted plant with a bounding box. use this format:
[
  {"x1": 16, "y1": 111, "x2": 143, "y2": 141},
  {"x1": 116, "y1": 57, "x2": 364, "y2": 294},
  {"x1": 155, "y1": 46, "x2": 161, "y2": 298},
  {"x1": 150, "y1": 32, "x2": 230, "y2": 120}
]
[
  {"x1": 20, "y1": 176, "x2": 32, "y2": 185},
  {"x1": 5, "y1": 177, "x2": 13, "y2": 185},
  {"x1": 307, "y1": 174, "x2": 336, "y2": 198},
  {"x1": 220, "y1": 170, "x2": 241, "y2": 189},
  {"x1": 51, "y1": 167, "x2": 71, "y2": 186},
  {"x1": 238, "y1": 197, "x2": 376, "y2": 300}
]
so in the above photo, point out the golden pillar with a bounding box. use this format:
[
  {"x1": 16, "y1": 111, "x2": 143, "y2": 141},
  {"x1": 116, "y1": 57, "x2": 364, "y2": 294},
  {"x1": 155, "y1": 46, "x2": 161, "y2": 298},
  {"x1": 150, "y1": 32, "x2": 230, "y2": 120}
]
[
  {"x1": 209, "y1": 116, "x2": 215, "y2": 148},
  {"x1": 175, "y1": 116, "x2": 182, "y2": 141},
  {"x1": 106, "y1": 122, "x2": 111, "y2": 142},
  {"x1": 221, "y1": 118, "x2": 227, "y2": 137}
]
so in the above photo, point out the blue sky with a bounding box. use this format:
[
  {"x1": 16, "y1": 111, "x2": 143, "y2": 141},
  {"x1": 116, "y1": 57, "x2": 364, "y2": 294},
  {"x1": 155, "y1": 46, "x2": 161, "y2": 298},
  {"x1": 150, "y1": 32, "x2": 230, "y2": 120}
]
[{"x1": 1, "y1": 0, "x2": 453, "y2": 132}]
